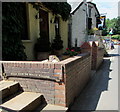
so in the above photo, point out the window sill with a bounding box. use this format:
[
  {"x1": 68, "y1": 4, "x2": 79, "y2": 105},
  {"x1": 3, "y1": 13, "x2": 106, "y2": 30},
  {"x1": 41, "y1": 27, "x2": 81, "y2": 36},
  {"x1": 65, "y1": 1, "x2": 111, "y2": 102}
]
[{"x1": 22, "y1": 40, "x2": 33, "y2": 43}]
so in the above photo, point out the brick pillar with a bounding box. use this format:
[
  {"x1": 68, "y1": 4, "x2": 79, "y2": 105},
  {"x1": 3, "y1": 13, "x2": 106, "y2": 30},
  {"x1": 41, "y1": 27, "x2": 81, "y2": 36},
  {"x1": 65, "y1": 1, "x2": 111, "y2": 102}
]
[
  {"x1": 91, "y1": 41, "x2": 98, "y2": 70},
  {"x1": 80, "y1": 42, "x2": 92, "y2": 54}
]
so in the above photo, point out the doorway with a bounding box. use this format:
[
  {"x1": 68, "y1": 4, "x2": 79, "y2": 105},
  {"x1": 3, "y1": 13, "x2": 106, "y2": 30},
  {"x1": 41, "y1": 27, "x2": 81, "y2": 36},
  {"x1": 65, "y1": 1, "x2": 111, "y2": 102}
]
[{"x1": 39, "y1": 9, "x2": 49, "y2": 39}]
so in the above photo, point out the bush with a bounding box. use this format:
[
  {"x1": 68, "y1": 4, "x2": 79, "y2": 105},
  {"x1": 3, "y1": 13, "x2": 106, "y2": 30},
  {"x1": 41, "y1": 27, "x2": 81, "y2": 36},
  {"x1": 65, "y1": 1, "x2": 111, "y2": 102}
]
[
  {"x1": 63, "y1": 48, "x2": 78, "y2": 56},
  {"x1": 111, "y1": 35, "x2": 120, "y2": 40},
  {"x1": 51, "y1": 35, "x2": 63, "y2": 50},
  {"x1": 34, "y1": 32, "x2": 51, "y2": 52},
  {"x1": 2, "y1": 3, "x2": 27, "y2": 61}
]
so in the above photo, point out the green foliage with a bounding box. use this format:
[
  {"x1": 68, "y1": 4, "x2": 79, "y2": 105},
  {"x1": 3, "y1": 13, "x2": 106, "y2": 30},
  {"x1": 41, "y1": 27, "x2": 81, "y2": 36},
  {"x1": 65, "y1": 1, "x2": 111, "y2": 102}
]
[
  {"x1": 106, "y1": 18, "x2": 117, "y2": 31},
  {"x1": 106, "y1": 17, "x2": 120, "y2": 35},
  {"x1": 88, "y1": 29, "x2": 94, "y2": 35},
  {"x1": 115, "y1": 17, "x2": 120, "y2": 34},
  {"x1": 32, "y1": 2, "x2": 71, "y2": 21},
  {"x1": 34, "y1": 32, "x2": 51, "y2": 52},
  {"x1": 111, "y1": 35, "x2": 120, "y2": 40},
  {"x1": 51, "y1": 35, "x2": 63, "y2": 50},
  {"x1": 2, "y1": 2, "x2": 27, "y2": 61},
  {"x1": 63, "y1": 48, "x2": 78, "y2": 56}
]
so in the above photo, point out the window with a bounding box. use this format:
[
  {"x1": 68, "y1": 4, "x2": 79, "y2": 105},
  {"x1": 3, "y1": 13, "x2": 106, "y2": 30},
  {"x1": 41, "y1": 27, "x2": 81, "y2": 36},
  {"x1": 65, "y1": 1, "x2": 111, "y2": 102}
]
[
  {"x1": 88, "y1": 8, "x2": 91, "y2": 17},
  {"x1": 39, "y1": 9, "x2": 49, "y2": 39},
  {"x1": 88, "y1": 17, "x2": 92, "y2": 30}
]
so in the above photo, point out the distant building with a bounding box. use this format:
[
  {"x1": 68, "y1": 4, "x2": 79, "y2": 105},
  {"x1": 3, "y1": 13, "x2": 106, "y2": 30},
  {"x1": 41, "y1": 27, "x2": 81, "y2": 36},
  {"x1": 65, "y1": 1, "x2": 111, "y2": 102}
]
[
  {"x1": 68, "y1": 1, "x2": 101, "y2": 47},
  {"x1": 118, "y1": 1, "x2": 120, "y2": 16}
]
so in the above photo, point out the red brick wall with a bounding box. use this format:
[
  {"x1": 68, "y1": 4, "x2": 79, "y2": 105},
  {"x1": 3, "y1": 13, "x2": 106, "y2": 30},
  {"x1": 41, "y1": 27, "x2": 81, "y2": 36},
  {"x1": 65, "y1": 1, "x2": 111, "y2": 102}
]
[
  {"x1": 62, "y1": 53, "x2": 91, "y2": 106},
  {"x1": 1, "y1": 53, "x2": 91, "y2": 107},
  {"x1": 81, "y1": 42, "x2": 92, "y2": 54},
  {"x1": 92, "y1": 43, "x2": 97, "y2": 70},
  {"x1": 96, "y1": 48, "x2": 104, "y2": 69},
  {"x1": 7, "y1": 77, "x2": 55, "y2": 104},
  {"x1": 81, "y1": 41, "x2": 104, "y2": 70},
  {"x1": 2, "y1": 61, "x2": 62, "y2": 105},
  {"x1": 92, "y1": 47, "x2": 104, "y2": 70}
]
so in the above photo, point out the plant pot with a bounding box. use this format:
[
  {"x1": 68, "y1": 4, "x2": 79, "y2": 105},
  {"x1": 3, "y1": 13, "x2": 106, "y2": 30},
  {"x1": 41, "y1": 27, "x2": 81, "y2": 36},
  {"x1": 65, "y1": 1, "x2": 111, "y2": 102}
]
[{"x1": 36, "y1": 52, "x2": 49, "y2": 61}]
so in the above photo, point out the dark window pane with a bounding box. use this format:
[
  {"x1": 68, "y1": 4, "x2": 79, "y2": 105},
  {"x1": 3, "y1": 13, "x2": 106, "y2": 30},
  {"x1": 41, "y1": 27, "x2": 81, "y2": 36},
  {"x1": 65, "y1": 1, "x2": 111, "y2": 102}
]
[{"x1": 88, "y1": 17, "x2": 92, "y2": 30}]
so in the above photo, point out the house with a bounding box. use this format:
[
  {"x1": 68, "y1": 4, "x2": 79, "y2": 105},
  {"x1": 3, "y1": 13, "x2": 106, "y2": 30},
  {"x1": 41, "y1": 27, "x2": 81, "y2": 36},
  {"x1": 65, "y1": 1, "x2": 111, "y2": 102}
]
[
  {"x1": 22, "y1": 2, "x2": 71, "y2": 60},
  {"x1": 2, "y1": 2, "x2": 71, "y2": 60},
  {"x1": 87, "y1": 2, "x2": 101, "y2": 40},
  {"x1": 68, "y1": 0, "x2": 101, "y2": 48}
]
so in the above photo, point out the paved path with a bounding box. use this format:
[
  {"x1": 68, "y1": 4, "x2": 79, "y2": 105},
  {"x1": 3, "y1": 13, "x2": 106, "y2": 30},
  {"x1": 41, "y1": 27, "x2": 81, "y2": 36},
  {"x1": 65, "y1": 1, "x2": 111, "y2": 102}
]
[{"x1": 69, "y1": 45, "x2": 119, "y2": 111}]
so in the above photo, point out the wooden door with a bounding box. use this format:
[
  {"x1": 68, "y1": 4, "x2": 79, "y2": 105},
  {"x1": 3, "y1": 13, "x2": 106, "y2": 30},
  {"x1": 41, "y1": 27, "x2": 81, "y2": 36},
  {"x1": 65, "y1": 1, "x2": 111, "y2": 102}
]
[{"x1": 39, "y1": 9, "x2": 49, "y2": 38}]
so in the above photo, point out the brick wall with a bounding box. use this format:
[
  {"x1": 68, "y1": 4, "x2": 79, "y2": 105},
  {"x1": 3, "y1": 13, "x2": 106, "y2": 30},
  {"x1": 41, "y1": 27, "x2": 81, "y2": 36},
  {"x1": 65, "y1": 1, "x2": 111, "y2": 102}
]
[
  {"x1": 92, "y1": 42, "x2": 104, "y2": 70},
  {"x1": 96, "y1": 48, "x2": 104, "y2": 69},
  {"x1": 81, "y1": 41, "x2": 104, "y2": 70},
  {"x1": 63, "y1": 53, "x2": 91, "y2": 106},
  {"x1": 80, "y1": 42, "x2": 92, "y2": 54},
  {"x1": 91, "y1": 42, "x2": 97, "y2": 69},
  {"x1": 1, "y1": 53, "x2": 91, "y2": 107}
]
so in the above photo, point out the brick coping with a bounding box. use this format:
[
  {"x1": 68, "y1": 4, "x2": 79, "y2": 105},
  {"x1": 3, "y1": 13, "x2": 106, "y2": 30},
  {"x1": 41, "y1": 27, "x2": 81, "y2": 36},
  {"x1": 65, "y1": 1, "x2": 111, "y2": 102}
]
[{"x1": 0, "y1": 53, "x2": 90, "y2": 64}]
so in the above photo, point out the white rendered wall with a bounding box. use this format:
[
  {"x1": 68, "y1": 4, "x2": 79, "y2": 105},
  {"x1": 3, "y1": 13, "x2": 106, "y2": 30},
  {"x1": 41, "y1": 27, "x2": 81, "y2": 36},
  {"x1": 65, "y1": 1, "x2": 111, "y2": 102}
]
[
  {"x1": 71, "y1": 3, "x2": 87, "y2": 47},
  {"x1": 71, "y1": 2, "x2": 100, "y2": 47},
  {"x1": 90, "y1": 4, "x2": 98, "y2": 29}
]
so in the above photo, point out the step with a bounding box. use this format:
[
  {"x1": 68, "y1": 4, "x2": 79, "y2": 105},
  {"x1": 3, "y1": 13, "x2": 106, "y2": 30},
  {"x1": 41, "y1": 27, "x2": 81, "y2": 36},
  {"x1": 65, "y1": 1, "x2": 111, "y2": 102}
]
[
  {"x1": 42, "y1": 104, "x2": 68, "y2": 111},
  {"x1": 36, "y1": 104, "x2": 68, "y2": 112},
  {"x1": 0, "y1": 80, "x2": 20, "y2": 101},
  {"x1": 0, "y1": 92, "x2": 43, "y2": 112}
]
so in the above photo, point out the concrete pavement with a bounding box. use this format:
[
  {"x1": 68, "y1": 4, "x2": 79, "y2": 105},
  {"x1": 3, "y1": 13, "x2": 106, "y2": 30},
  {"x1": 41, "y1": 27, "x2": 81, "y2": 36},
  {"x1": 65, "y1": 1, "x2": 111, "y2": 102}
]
[{"x1": 69, "y1": 45, "x2": 119, "y2": 111}]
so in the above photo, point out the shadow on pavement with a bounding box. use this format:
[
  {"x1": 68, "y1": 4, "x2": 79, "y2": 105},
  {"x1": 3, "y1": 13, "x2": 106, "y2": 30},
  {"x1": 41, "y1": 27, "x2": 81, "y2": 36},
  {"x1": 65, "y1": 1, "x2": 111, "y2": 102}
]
[
  {"x1": 109, "y1": 54, "x2": 120, "y2": 57},
  {"x1": 68, "y1": 59, "x2": 112, "y2": 112}
]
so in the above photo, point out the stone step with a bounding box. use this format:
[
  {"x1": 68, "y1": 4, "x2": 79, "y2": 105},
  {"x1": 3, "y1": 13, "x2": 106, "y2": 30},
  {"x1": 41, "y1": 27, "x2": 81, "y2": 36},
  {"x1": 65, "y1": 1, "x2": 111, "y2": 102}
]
[
  {"x1": 0, "y1": 80, "x2": 20, "y2": 101},
  {"x1": 0, "y1": 92, "x2": 43, "y2": 112},
  {"x1": 35, "y1": 104, "x2": 68, "y2": 112},
  {"x1": 42, "y1": 104, "x2": 68, "y2": 111}
]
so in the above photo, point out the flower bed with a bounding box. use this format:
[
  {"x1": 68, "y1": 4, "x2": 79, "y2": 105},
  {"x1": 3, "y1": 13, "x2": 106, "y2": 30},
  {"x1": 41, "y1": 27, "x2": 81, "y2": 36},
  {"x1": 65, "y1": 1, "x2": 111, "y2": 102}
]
[{"x1": 63, "y1": 48, "x2": 78, "y2": 56}]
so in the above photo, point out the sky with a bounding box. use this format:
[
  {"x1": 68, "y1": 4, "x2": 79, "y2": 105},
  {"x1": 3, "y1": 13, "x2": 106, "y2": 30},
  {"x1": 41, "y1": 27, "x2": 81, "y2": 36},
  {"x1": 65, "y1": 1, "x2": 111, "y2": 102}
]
[{"x1": 67, "y1": 0, "x2": 120, "y2": 19}]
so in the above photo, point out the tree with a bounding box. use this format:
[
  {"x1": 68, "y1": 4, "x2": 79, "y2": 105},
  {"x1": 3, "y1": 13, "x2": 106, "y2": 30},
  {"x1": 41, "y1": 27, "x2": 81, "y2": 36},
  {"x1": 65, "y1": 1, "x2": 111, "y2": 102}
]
[
  {"x1": 106, "y1": 18, "x2": 117, "y2": 33},
  {"x1": 115, "y1": 17, "x2": 120, "y2": 34},
  {"x1": 2, "y1": 3, "x2": 27, "y2": 61}
]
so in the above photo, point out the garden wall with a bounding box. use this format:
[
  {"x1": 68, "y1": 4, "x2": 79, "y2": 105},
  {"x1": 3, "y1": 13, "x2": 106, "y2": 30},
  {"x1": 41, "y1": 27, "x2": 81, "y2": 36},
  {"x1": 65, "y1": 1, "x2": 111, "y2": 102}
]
[
  {"x1": 0, "y1": 53, "x2": 91, "y2": 107},
  {"x1": 96, "y1": 48, "x2": 104, "y2": 69},
  {"x1": 92, "y1": 42, "x2": 104, "y2": 70},
  {"x1": 81, "y1": 41, "x2": 104, "y2": 70}
]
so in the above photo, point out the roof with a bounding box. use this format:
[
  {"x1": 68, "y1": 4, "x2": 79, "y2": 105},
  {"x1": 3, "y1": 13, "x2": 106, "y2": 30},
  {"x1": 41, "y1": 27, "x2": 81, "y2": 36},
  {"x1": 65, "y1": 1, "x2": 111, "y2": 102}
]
[
  {"x1": 68, "y1": 1, "x2": 100, "y2": 16},
  {"x1": 68, "y1": 0, "x2": 84, "y2": 14},
  {"x1": 87, "y1": 2, "x2": 100, "y2": 16}
]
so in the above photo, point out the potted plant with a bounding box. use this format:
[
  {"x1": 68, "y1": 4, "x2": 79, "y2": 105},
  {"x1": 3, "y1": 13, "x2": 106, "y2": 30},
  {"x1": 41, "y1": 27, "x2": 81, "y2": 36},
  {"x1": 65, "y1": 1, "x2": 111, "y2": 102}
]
[
  {"x1": 88, "y1": 29, "x2": 94, "y2": 35},
  {"x1": 88, "y1": 27, "x2": 99, "y2": 39},
  {"x1": 51, "y1": 34, "x2": 63, "y2": 57},
  {"x1": 34, "y1": 31, "x2": 51, "y2": 60}
]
